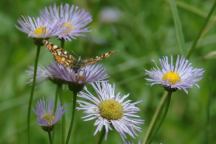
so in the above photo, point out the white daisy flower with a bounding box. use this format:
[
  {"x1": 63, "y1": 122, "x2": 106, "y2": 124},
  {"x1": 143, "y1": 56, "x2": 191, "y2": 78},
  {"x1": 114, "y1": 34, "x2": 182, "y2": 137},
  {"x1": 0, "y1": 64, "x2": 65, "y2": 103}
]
[
  {"x1": 16, "y1": 16, "x2": 57, "y2": 38},
  {"x1": 40, "y1": 3, "x2": 92, "y2": 41},
  {"x1": 77, "y1": 82, "x2": 143, "y2": 141},
  {"x1": 145, "y1": 56, "x2": 204, "y2": 93}
]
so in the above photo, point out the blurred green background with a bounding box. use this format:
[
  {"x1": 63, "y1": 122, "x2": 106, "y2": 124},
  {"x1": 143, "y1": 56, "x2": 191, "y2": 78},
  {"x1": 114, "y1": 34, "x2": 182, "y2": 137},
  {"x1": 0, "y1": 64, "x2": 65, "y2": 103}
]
[{"x1": 0, "y1": 0, "x2": 216, "y2": 143}]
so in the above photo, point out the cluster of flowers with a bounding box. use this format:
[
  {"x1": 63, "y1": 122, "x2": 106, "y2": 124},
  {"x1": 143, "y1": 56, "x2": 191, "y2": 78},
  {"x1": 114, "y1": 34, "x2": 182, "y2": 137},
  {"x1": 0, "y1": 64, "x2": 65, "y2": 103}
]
[
  {"x1": 17, "y1": 3, "x2": 204, "y2": 144},
  {"x1": 17, "y1": 3, "x2": 145, "y2": 143},
  {"x1": 17, "y1": 3, "x2": 92, "y2": 40}
]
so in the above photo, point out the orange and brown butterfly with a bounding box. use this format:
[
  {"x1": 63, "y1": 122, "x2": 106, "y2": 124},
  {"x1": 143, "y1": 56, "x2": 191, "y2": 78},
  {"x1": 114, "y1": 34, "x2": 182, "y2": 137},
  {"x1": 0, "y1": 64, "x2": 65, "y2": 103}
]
[{"x1": 42, "y1": 40, "x2": 114, "y2": 69}]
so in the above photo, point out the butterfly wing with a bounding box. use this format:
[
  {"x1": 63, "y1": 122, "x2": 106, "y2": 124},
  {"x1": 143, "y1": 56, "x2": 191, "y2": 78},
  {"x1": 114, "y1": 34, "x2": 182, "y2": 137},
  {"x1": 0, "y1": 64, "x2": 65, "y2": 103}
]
[
  {"x1": 81, "y1": 51, "x2": 114, "y2": 66},
  {"x1": 43, "y1": 40, "x2": 76, "y2": 67},
  {"x1": 43, "y1": 40, "x2": 114, "y2": 69}
]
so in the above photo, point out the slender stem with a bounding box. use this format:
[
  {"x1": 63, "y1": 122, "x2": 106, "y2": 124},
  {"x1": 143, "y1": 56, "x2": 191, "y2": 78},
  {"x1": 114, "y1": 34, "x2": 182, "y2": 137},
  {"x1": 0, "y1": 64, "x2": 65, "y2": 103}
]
[
  {"x1": 65, "y1": 91, "x2": 77, "y2": 144},
  {"x1": 54, "y1": 84, "x2": 62, "y2": 113},
  {"x1": 27, "y1": 45, "x2": 41, "y2": 144},
  {"x1": 97, "y1": 128, "x2": 105, "y2": 144},
  {"x1": 60, "y1": 39, "x2": 65, "y2": 48},
  {"x1": 52, "y1": 84, "x2": 62, "y2": 143},
  {"x1": 48, "y1": 131, "x2": 53, "y2": 144},
  {"x1": 59, "y1": 90, "x2": 66, "y2": 144},
  {"x1": 142, "y1": 91, "x2": 172, "y2": 144},
  {"x1": 148, "y1": 92, "x2": 172, "y2": 144},
  {"x1": 186, "y1": 1, "x2": 216, "y2": 59}
]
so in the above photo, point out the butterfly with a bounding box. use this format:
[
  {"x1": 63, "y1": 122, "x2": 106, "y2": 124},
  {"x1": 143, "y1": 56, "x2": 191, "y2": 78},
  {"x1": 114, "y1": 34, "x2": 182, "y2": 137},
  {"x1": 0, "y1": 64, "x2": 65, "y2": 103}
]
[{"x1": 43, "y1": 40, "x2": 114, "y2": 70}]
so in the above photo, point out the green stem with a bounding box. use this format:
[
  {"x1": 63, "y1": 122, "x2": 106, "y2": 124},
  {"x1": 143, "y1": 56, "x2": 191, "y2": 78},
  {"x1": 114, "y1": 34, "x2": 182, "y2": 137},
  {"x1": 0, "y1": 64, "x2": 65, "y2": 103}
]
[
  {"x1": 186, "y1": 1, "x2": 216, "y2": 59},
  {"x1": 48, "y1": 131, "x2": 53, "y2": 144},
  {"x1": 54, "y1": 84, "x2": 62, "y2": 113},
  {"x1": 65, "y1": 91, "x2": 77, "y2": 144},
  {"x1": 148, "y1": 92, "x2": 172, "y2": 144},
  {"x1": 59, "y1": 90, "x2": 66, "y2": 144},
  {"x1": 27, "y1": 45, "x2": 41, "y2": 144},
  {"x1": 142, "y1": 91, "x2": 172, "y2": 144},
  {"x1": 97, "y1": 128, "x2": 105, "y2": 144},
  {"x1": 52, "y1": 84, "x2": 62, "y2": 143},
  {"x1": 60, "y1": 39, "x2": 65, "y2": 48}
]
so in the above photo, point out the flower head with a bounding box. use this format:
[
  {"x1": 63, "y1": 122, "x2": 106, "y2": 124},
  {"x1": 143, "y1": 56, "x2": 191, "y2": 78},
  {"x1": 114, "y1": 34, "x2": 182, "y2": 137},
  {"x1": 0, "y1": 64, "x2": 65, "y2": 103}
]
[
  {"x1": 40, "y1": 3, "x2": 92, "y2": 41},
  {"x1": 16, "y1": 16, "x2": 57, "y2": 38},
  {"x1": 27, "y1": 62, "x2": 108, "y2": 89},
  {"x1": 46, "y1": 63, "x2": 107, "y2": 85},
  {"x1": 145, "y1": 56, "x2": 204, "y2": 93},
  {"x1": 77, "y1": 82, "x2": 143, "y2": 141},
  {"x1": 34, "y1": 99, "x2": 64, "y2": 131}
]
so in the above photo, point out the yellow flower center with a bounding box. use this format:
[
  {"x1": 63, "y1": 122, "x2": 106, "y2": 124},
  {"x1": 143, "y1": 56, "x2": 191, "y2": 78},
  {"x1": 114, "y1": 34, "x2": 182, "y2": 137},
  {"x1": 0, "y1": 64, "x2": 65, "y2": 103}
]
[
  {"x1": 33, "y1": 26, "x2": 47, "y2": 37},
  {"x1": 99, "y1": 99, "x2": 123, "y2": 120},
  {"x1": 41, "y1": 113, "x2": 55, "y2": 126},
  {"x1": 62, "y1": 22, "x2": 74, "y2": 35},
  {"x1": 162, "y1": 71, "x2": 181, "y2": 85}
]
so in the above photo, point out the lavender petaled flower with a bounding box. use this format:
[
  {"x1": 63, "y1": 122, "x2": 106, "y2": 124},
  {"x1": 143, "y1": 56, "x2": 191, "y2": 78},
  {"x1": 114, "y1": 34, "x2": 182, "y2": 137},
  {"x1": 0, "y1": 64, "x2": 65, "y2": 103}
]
[
  {"x1": 77, "y1": 82, "x2": 143, "y2": 141},
  {"x1": 40, "y1": 3, "x2": 92, "y2": 41},
  {"x1": 27, "y1": 62, "x2": 108, "y2": 85},
  {"x1": 46, "y1": 62, "x2": 108, "y2": 85},
  {"x1": 34, "y1": 99, "x2": 64, "y2": 129},
  {"x1": 145, "y1": 56, "x2": 204, "y2": 93},
  {"x1": 16, "y1": 16, "x2": 57, "y2": 38}
]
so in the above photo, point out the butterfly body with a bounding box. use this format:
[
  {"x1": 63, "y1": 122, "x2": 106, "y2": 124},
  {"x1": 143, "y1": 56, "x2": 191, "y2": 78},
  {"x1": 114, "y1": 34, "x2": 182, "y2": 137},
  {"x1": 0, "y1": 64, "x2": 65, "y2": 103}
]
[{"x1": 43, "y1": 40, "x2": 113, "y2": 69}]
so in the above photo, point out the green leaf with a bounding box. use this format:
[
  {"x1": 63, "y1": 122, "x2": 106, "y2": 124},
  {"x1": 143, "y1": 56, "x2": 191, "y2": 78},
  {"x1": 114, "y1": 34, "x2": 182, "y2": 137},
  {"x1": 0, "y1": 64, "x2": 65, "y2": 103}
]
[{"x1": 169, "y1": 0, "x2": 186, "y2": 54}]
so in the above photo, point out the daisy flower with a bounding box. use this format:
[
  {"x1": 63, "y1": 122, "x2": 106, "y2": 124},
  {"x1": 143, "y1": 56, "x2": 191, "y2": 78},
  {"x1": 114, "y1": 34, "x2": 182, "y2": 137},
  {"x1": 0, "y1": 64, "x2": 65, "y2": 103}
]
[
  {"x1": 145, "y1": 56, "x2": 204, "y2": 93},
  {"x1": 34, "y1": 99, "x2": 64, "y2": 131},
  {"x1": 40, "y1": 3, "x2": 92, "y2": 41},
  {"x1": 77, "y1": 82, "x2": 143, "y2": 141},
  {"x1": 27, "y1": 62, "x2": 108, "y2": 90},
  {"x1": 16, "y1": 16, "x2": 57, "y2": 38}
]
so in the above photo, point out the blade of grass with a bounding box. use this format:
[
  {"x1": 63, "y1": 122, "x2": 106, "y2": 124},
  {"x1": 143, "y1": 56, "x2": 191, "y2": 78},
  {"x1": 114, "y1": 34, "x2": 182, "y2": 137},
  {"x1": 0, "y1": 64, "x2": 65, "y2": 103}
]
[
  {"x1": 169, "y1": 0, "x2": 186, "y2": 54},
  {"x1": 186, "y1": 1, "x2": 216, "y2": 58},
  {"x1": 177, "y1": 1, "x2": 207, "y2": 18},
  {"x1": 177, "y1": 1, "x2": 216, "y2": 38}
]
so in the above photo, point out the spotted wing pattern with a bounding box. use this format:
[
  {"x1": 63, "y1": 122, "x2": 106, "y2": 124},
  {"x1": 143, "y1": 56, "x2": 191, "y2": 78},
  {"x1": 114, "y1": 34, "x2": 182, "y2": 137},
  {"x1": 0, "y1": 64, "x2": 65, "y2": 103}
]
[
  {"x1": 43, "y1": 40, "x2": 76, "y2": 67},
  {"x1": 43, "y1": 40, "x2": 114, "y2": 68},
  {"x1": 81, "y1": 51, "x2": 114, "y2": 66}
]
